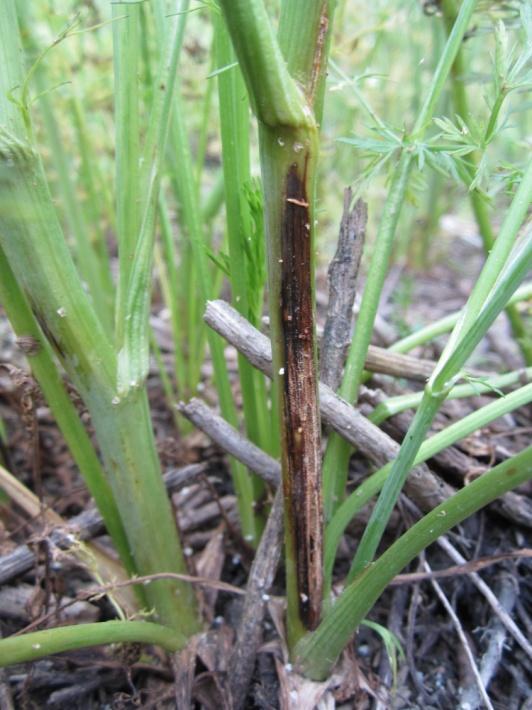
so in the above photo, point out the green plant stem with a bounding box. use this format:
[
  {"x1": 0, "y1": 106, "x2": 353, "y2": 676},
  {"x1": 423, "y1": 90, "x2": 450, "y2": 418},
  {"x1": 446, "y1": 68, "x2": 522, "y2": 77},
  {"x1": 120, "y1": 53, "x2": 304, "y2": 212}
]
[
  {"x1": 219, "y1": 0, "x2": 336, "y2": 646},
  {"x1": 0, "y1": 247, "x2": 134, "y2": 576},
  {"x1": 195, "y1": 47, "x2": 216, "y2": 188},
  {"x1": 323, "y1": 379, "x2": 532, "y2": 590},
  {"x1": 201, "y1": 171, "x2": 225, "y2": 223},
  {"x1": 214, "y1": 15, "x2": 267, "y2": 531},
  {"x1": 440, "y1": 0, "x2": 531, "y2": 364},
  {"x1": 351, "y1": 393, "x2": 443, "y2": 575},
  {"x1": 167, "y1": 107, "x2": 203, "y2": 394},
  {"x1": 435, "y1": 158, "x2": 532, "y2": 372},
  {"x1": 351, "y1": 225, "x2": 532, "y2": 579},
  {"x1": 0, "y1": 0, "x2": 199, "y2": 634},
  {"x1": 370, "y1": 366, "x2": 532, "y2": 424},
  {"x1": 166, "y1": 89, "x2": 261, "y2": 545},
  {"x1": 112, "y1": 1, "x2": 141, "y2": 345},
  {"x1": 0, "y1": 621, "x2": 185, "y2": 668},
  {"x1": 322, "y1": 0, "x2": 478, "y2": 520},
  {"x1": 298, "y1": 445, "x2": 532, "y2": 680},
  {"x1": 117, "y1": 1, "x2": 189, "y2": 395},
  {"x1": 389, "y1": 282, "x2": 532, "y2": 354},
  {"x1": 217, "y1": 1, "x2": 314, "y2": 130},
  {"x1": 14, "y1": 4, "x2": 114, "y2": 333},
  {"x1": 38, "y1": 93, "x2": 113, "y2": 335},
  {"x1": 157, "y1": 194, "x2": 188, "y2": 400},
  {"x1": 69, "y1": 95, "x2": 115, "y2": 299}
]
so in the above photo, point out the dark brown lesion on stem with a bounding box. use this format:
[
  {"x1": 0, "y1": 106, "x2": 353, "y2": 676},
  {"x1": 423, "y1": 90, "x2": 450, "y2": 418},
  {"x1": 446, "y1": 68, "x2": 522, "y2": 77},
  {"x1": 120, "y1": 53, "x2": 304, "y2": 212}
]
[{"x1": 280, "y1": 160, "x2": 322, "y2": 630}]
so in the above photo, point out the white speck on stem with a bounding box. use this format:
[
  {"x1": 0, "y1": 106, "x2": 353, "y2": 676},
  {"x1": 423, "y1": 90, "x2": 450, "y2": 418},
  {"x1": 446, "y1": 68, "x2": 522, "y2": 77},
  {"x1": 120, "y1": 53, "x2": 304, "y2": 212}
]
[
  {"x1": 111, "y1": 396, "x2": 121, "y2": 406},
  {"x1": 293, "y1": 142, "x2": 304, "y2": 153},
  {"x1": 56, "y1": 307, "x2": 66, "y2": 318},
  {"x1": 279, "y1": 368, "x2": 285, "y2": 375},
  {"x1": 184, "y1": 546, "x2": 193, "y2": 557},
  {"x1": 261, "y1": 593, "x2": 270, "y2": 601},
  {"x1": 32, "y1": 643, "x2": 41, "y2": 650},
  {"x1": 277, "y1": 137, "x2": 285, "y2": 147}
]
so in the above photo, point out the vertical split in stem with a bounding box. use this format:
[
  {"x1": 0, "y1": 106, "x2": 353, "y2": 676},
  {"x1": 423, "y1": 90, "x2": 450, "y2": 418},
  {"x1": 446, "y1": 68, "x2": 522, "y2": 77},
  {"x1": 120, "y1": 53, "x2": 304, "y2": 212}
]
[
  {"x1": 260, "y1": 125, "x2": 323, "y2": 640},
  {"x1": 281, "y1": 149, "x2": 322, "y2": 631}
]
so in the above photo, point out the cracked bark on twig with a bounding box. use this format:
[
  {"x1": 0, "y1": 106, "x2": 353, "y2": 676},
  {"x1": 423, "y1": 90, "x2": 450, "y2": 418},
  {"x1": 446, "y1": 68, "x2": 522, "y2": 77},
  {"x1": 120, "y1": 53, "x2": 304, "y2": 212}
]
[
  {"x1": 228, "y1": 490, "x2": 284, "y2": 709},
  {"x1": 0, "y1": 464, "x2": 207, "y2": 585},
  {"x1": 177, "y1": 400, "x2": 280, "y2": 488},
  {"x1": 320, "y1": 191, "x2": 367, "y2": 391},
  {"x1": 204, "y1": 299, "x2": 454, "y2": 511}
]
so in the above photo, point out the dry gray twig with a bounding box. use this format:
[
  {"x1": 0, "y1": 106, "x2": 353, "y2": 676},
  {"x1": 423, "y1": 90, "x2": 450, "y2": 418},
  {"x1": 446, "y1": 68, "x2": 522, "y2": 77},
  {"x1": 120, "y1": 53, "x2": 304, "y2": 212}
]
[
  {"x1": 204, "y1": 299, "x2": 454, "y2": 511},
  {"x1": 177, "y1": 400, "x2": 280, "y2": 488},
  {"x1": 228, "y1": 490, "x2": 284, "y2": 709},
  {"x1": 321, "y1": 192, "x2": 367, "y2": 390}
]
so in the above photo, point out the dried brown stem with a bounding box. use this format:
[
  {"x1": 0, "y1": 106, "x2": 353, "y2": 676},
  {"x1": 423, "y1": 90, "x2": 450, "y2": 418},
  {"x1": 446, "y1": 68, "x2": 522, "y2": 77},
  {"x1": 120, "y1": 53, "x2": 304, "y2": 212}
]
[{"x1": 278, "y1": 159, "x2": 323, "y2": 631}]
